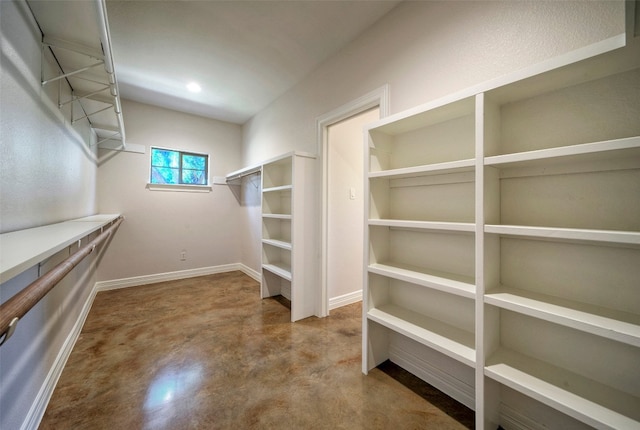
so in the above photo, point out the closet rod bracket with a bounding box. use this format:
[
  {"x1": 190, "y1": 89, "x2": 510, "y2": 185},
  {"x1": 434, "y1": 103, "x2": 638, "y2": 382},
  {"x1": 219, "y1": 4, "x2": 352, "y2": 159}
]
[{"x1": 0, "y1": 318, "x2": 19, "y2": 347}]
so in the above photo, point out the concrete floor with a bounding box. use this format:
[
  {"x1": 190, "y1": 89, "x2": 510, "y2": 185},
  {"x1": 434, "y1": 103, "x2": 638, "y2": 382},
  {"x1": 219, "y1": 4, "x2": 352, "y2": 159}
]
[{"x1": 39, "y1": 271, "x2": 473, "y2": 429}]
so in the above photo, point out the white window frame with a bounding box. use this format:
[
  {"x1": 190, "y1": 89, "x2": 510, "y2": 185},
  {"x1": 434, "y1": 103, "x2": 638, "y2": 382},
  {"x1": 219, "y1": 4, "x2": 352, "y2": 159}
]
[{"x1": 147, "y1": 146, "x2": 212, "y2": 192}]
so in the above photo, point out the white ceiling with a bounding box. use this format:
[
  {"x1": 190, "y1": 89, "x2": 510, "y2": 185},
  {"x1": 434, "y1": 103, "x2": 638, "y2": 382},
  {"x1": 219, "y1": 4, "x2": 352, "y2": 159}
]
[{"x1": 105, "y1": 1, "x2": 401, "y2": 124}]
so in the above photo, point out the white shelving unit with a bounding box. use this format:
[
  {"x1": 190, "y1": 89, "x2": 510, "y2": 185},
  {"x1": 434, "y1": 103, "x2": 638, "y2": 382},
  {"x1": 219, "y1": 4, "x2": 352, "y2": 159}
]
[
  {"x1": 363, "y1": 19, "x2": 640, "y2": 430},
  {"x1": 260, "y1": 152, "x2": 316, "y2": 322},
  {"x1": 364, "y1": 94, "x2": 478, "y2": 409}
]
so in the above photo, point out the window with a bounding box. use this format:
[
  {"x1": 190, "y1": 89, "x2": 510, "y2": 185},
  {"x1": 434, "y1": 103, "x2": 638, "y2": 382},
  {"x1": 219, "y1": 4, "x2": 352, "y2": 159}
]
[{"x1": 150, "y1": 147, "x2": 209, "y2": 186}]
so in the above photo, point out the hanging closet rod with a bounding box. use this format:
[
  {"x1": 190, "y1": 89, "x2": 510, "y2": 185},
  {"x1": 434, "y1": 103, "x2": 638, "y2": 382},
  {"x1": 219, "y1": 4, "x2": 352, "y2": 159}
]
[
  {"x1": 225, "y1": 166, "x2": 261, "y2": 183},
  {"x1": 0, "y1": 216, "x2": 124, "y2": 347}
]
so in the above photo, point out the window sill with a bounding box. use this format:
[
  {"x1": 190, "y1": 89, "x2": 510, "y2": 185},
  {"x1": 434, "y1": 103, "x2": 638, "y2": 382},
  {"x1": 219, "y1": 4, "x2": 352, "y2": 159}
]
[{"x1": 146, "y1": 183, "x2": 212, "y2": 193}]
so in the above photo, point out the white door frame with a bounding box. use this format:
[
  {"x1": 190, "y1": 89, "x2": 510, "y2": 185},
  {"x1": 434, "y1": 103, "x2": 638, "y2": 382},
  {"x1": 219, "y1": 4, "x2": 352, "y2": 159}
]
[{"x1": 316, "y1": 85, "x2": 390, "y2": 317}]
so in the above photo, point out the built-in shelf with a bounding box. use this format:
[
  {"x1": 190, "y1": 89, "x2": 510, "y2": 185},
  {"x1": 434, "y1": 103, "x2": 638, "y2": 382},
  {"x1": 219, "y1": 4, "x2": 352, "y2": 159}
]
[
  {"x1": 263, "y1": 185, "x2": 293, "y2": 193},
  {"x1": 369, "y1": 159, "x2": 475, "y2": 179},
  {"x1": 262, "y1": 214, "x2": 292, "y2": 220},
  {"x1": 262, "y1": 263, "x2": 292, "y2": 281},
  {"x1": 485, "y1": 287, "x2": 640, "y2": 347},
  {"x1": 485, "y1": 225, "x2": 640, "y2": 247},
  {"x1": 368, "y1": 304, "x2": 475, "y2": 367},
  {"x1": 368, "y1": 263, "x2": 475, "y2": 299},
  {"x1": 369, "y1": 219, "x2": 475, "y2": 233},
  {"x1": 262, "y1": 239, "x2": 292, "y2": 251},
  {"x1": 0, "y1": 214, "x2": 121, "y2": 284},
  {"x1": 484, "y1": 136, "x2": 640, "y2": 167},
  {"x1": 485, "y1": 348, "x2": 640, "y2": 430}
]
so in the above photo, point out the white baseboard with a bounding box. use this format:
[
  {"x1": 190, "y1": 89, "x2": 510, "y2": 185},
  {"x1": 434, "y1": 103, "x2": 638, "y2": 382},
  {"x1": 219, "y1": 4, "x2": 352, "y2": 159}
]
[
  {"x1": 328, "y1": 289, "x2": 362, "y2": 310},
  {"x1": 388, "y1": 342, "x2": 475, "y2": 410},
  {"x1": 20, "y1": 287, "x2": 98, "y2": 430},
  {"x1": 238, "y1": 264, "x2": 261, "y2": 283},
  {"x1": 95, "y1": 263, "x2": 259, "y2": 291}
]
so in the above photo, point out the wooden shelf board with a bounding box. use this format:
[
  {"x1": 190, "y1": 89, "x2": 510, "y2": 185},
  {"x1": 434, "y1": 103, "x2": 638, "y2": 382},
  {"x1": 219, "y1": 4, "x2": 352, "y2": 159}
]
[
  {"x1": 485, "y1": 136, "x2": 640, "y2": 167},
  {"x1": 262, "y1": 214, "x2": 292, "y2": 220},
  {"x1": 485, "y1": 224, "x2": 640, "y2": 247},
  {"x1": 368, "y1": 304, "x2": 475, "y2": 367},
  {"x1": 262, "y1": 263, "x2": 292, "y2": 281},
  {"x1": 369, "y1": 262, "x2": 475, "y2": 299},
  {"x1": 369, "y1": 219, "x2": 475, "y2": 233},
  {"x1": 369, "y1": 158, "x2": 475, "y2": 179},
  {"x1": 262, "y1": 239, "x2": 292, "y2": 251},
  {"x1": 485, "y1": 287, "x2": 640, "y2": 347},
  {"x1": 262, "y1": 184, "x2": 293, "y2": 193},
  {"x1": 485, "y1": 348, "x2": 640, "y2": 429},
  {"x1": 0, "y1": 214, "x2": 121, "y2": 283}
]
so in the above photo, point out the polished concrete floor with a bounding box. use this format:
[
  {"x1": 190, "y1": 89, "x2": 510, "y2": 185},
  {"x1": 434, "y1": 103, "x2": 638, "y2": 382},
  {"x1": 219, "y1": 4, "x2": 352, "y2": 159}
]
[{"x1": 40, "y1": 271, "x2": 473, "y2": 429}]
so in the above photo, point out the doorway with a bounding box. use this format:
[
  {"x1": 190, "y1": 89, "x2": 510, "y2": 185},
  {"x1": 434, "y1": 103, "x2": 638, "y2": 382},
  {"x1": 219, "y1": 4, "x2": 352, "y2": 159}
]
[
  {"x1": 326, "y1": 108, "x2": 379, "y2": 309},
  {"x1": 317, "y1": 85, "x2": 388, "y2": 316}
]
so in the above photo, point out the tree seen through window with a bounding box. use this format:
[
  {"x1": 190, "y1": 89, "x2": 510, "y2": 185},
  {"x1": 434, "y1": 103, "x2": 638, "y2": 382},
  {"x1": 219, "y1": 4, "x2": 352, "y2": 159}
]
[{"x1": 150, "y1": 147, "x2": 208, "y2": 185}]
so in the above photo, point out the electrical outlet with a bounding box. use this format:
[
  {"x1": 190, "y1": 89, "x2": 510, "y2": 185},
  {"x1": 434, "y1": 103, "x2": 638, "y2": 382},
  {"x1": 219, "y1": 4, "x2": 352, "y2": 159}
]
[{"x1": 180, "y1": 250, "x2": 187, "y2": 261}]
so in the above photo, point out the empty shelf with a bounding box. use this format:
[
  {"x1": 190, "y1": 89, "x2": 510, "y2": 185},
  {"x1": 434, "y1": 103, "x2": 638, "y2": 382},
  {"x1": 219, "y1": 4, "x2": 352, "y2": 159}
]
[
  {"x1": 368, "y1": 304, "x2": 475, "y2": 367},
  {"x1": 262, "y1": 184, "x2": 293, "y2": 193},
  {"x1": 485, "y1": 136, "x2": 640, "y2": 167},
  {"x1": 262, "y1": 239, "x2": 292, "y2": 251},
  {"x1": 369, "y1": 159, "x2": 475, "y2": 179},
  {"x1": 369, "y1": 262, "x2": 475, "y2": 298},
  {"x1": 369, "y1": 219, "x2": 475, "y2": 233},
  {"x1": 485, "y1": 225, "x2": 640, "y2": 247},
  {"x1": 262, "y1": 214, "x2": 292, "y2": 220},
  {"x1": 262, "y1": 263, "x2": 292, "y2": 281},
  {"x1": 485, "y1": 348, "x2": 640, "y2": 430},
  {"x1": 485, "y1": 287, "x2": 640, "y2": 347}
]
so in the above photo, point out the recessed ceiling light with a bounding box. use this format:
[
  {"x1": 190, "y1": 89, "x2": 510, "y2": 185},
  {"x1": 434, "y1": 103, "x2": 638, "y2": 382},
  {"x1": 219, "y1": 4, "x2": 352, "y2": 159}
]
[{"x1": 186, "y1": 82, "x2": 201, "y2": 93}]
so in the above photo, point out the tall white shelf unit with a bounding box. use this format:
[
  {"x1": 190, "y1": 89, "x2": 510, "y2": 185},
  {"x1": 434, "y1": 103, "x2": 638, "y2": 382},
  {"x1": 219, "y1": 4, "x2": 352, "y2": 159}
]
[
  {"x1": 261, "y1": 152, "x2": 316, "y2": 322},
  {"x1": 363, "y1": 22, "x2": 640, "y2": 430}
]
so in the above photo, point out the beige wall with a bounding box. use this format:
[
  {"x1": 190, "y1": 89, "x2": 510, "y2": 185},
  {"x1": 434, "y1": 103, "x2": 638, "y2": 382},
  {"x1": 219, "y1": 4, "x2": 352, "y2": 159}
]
[{"x1": 96, "y1": 100, "x2": 243, "y2": 281}]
